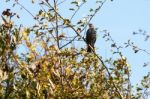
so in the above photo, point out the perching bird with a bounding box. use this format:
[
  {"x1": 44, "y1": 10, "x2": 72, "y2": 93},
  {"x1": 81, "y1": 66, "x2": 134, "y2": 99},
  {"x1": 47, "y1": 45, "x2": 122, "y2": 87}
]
[{"x1": 86, "y1": 24, "x2": 96, "y2": 52}]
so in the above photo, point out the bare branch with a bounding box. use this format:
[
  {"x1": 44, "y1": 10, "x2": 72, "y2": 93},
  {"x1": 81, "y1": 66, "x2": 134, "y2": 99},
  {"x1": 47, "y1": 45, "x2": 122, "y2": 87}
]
[
  {"x1": 15, "y1": 1, "x2": 40, "y2": 23},
  {"x1": 54, "y1": 0, "x2": 60, "y2": 49}
]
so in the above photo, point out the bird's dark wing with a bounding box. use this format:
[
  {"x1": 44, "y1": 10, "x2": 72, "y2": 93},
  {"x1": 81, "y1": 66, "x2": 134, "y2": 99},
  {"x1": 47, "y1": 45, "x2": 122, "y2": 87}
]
[
  {"x1": 86, "y1": 29, "x2": 96, "y2": 44},
  {"x1": 86, "y1": 29, "x2": 91, "y2": 44}
]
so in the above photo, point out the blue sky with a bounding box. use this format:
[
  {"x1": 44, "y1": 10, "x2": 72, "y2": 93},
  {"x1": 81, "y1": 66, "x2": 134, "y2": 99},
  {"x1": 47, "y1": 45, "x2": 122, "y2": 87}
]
[
  {"x1": 1, "y1": 0, "x2": 150, "y2": 86},
  {"x1": 94, "y1": 0, "x2": 150, "y2": 85}
]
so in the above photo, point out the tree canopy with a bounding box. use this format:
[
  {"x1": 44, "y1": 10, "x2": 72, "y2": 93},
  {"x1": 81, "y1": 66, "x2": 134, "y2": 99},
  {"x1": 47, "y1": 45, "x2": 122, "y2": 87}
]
[{"x1": 0, "y1": 0, "x2": 149, "y2": 98}]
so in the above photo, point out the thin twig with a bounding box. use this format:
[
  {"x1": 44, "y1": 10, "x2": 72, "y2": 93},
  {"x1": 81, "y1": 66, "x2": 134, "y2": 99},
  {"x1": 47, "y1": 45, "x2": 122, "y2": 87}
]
[
  {"x1": 57, "y1": 0, "x2": 67, "y2": 6},
  {"x1": 70, "y1": 3, "x2": 84, "y2": 20},
  {"x1": 15, "y1": 1, "x2": 40, "y2": 23},
  {"x1": 60, "y1": 35, "x2": 78, "y2": 49},
  {"x1": 54, "y1": 0, "x2": 60, "y2": 49},
  {"x1": 81, "y1": 0, "x2": 107, "y2": 33}
]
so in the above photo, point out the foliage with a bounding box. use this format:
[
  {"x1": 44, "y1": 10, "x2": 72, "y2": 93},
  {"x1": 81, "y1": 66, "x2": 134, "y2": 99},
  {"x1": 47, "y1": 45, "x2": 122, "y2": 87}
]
[{"x1": 0, "y1": 0, "x2": 149, "y2": 98}]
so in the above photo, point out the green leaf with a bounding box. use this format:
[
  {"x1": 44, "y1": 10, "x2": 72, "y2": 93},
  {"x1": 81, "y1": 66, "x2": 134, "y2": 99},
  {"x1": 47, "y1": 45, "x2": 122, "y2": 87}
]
[
  {"x1": 69, "y1": 8, "x2": 75, "y2": 11},
  {"x1": 96, "y1": 0, "x2": 102, "y2": 3},
  {"x1": 82, "y1": 0, "x2": 86, "y2": 2},
  {"x1": 137, "y1": 87, "x2": 143, "y2": 91},
  {"x1": 71, "y1": 1, "x2": 78, "y2": 5},
  {"x1": 89, "y1": 8, "x2": 94, "y2": 12}
]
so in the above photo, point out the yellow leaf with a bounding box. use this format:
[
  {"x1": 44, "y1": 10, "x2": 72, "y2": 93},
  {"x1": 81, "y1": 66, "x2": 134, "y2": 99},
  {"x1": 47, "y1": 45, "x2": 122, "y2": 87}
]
[
  {"x1": 26, "y1": 41, "x2": 32, "y2": 48},
  {"x1": 24, "y1": 28, "x2": 30, "y2": 37},
  {"x1": 73, "y1": 76, "x2": 78, "y2": 85},
  {"x1": 66, "y1": 67, "x2": 71, "y2": 75},
  {"x1": 48, "y1": 79, "x2": 55, "y2": 89},
  {"x1": 31, "y1": 45, "x2": 36, "y2": 51},
  {"x1": 42, "y1": 41, "x2": 47, "y2": 48},
  {"x1": 63, "y1": 19, "x2": 70, "y2": 25}
]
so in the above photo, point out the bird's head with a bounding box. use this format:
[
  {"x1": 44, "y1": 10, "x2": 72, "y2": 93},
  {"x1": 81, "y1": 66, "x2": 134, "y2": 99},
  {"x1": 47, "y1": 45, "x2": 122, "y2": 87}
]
[{"x1": 89, "y1": 23, "x2": 94, "y2": 29}]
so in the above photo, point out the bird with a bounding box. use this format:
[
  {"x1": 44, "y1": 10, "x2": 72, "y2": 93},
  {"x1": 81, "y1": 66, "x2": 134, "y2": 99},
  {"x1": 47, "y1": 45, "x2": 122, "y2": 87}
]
[{"x1": 86, "y1": 23, "x2": 96, "y2": 52}]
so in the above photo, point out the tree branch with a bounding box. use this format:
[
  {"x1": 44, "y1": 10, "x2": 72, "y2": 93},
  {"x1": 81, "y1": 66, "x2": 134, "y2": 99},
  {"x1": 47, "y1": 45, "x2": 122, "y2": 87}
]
[
  {"x1": 15, "y1": 1, "x2": 40, "y2": 23},
  {"x1": 54, "y1": 0, "x2": 60, "y2": 49}
]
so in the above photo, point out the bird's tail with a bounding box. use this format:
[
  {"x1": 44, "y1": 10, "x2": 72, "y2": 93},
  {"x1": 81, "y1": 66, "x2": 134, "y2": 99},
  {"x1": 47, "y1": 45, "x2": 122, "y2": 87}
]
[
  {"x1": 87, "y1": 44, "x2": 94, "y2": 52},
  {"x1": 87, "y1": 46, "x2": 92, "y2": 52}
]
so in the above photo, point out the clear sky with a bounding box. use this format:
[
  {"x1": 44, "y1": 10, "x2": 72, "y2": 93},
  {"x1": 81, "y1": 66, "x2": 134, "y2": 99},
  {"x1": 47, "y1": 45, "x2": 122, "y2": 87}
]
[
  {"x1": 1, "y1": 0, "x2": 150, "y2": 86},
  {"x1": 94, "y1": 0, "x2": 150, "y2": 85}
]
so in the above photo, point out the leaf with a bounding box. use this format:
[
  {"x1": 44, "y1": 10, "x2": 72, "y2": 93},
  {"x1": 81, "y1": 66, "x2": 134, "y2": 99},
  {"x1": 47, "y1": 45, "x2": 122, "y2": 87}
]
[
  {"x1": 48, "y1": 29, "x2": 53, "y2": 34},
  {"x1": 82, "y1": 0, "x2": 86, "y2": 2},
  {"x1": 26, "y1": 88, "x2": 30, "y2": 98},
  {"x1": 66, "y1": 67, "x2": 72, "y2": 75},
  {"x1": 24, "y1": 28, "x2": 30, "y2": 37},
  {"x1": 77, "y1": 20, "x2": 82, "y2": 24},
  {"x1": 136, "y1": 87, "x2": 143, "y2": 91},
  {"x1": 109, "y1": 68, "x2": 114, "y2": 70},
  {"x1": 71, "y1": 1, "x2": 78, "y2": 5},
  {"x1": 6, "y1": 0, "x2": 10, "y2": 2},
  {"x1": 42, "y1": 41, "x2": 47, "y2": 48},
  {"x1": 2, "y1": 9, "x2": 11, "y2": 16},
  {"x1": 71, "y1": 1, "x2": 80, "y2": 6},
  {"x1": 26, "y1": 41, "x2": 32, "y2": 48},
  {"x1": 124, "y1": 69, "x2": 129, "y2": 74},
  {"x1": 48, "y1": 79, "x2": 55, "y2": 89},
  {"x1": 32, "y1": 0, "x2": 35, "y2": 3},
  {"x1": 111, "y1": 43, "x2": 116, "y2": 47},
  {"x1": 63, "y1": 19, "x2": 71, "y2": 25},
  {"x1": 89, "y1": 8, "x2": 94, "y2": 12},
  {"x1": 69, "y1": 8, "x2": 75, "y2": 11},
  {"x1": 134, "y1": 49, "x2": 139, "y2": 53},
  {"x1": 143, "y1": 63, "x2": 148, "y2": 67},
  {"x1": 96, "y1": 0, "x2": 102, "y2": 3}
]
